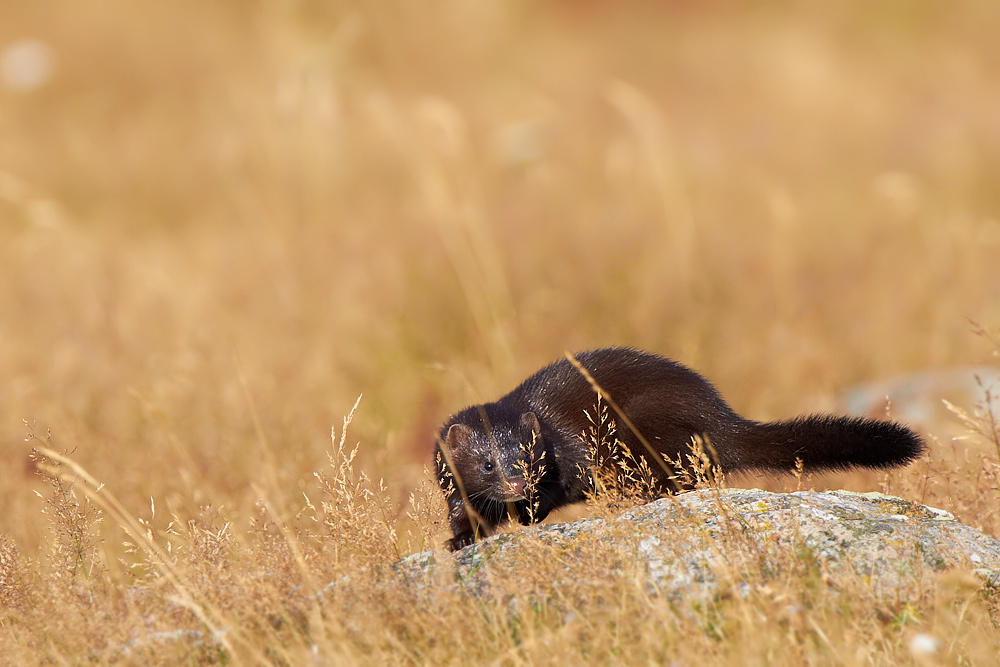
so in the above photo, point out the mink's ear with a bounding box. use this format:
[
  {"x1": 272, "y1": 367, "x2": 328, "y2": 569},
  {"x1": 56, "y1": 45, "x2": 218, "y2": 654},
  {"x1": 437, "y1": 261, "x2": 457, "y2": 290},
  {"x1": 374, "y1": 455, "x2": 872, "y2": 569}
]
[
  {"x1": 443, "y1": 423, "x2": 474, "y2": 453},
  {"x1": 520, "y1": 412, "x2": 542, "y2": 440}
]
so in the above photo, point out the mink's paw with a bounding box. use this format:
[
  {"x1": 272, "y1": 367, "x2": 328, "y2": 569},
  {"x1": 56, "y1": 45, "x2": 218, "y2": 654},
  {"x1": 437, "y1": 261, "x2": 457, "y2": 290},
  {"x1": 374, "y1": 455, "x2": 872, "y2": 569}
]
[{"x1": 446, "y1": 532, "x2": 475, "y2": 552}]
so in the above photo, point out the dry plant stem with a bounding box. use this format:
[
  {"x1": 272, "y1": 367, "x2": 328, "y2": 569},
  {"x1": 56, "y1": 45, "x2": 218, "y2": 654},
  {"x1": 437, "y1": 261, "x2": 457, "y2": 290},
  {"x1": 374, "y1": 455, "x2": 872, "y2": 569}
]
[
  {"x1": 127, "y1": 389, "x2": 226, "y2": 512},
  {"x1": 564, "y1": 352, "x2": 678, "y2": 481},
  {"x1": 250, "y1": 485, "x2": 321, "y2": 600},
  {"x1": 314, "y1": 394, "x2": 401, "y2": 562},
  {"x1": 30, "y1": 445, "x2": 267, "y2": 662},
  {"x1": 514, "y1": 430, "x2": 544, "y2": 523},
  {"x1": 434, "y1": 424, "x2": 486, "y2": 541},
  {"x1": 943, "y1": 380, "x2": 1000, "y2": 511},
  {"x1": 979, "y1": 379, "x2": 1000, "y2": 463},
  {"x1": 236, "y1": 349, "x2": 286, "y2": 517},
  {"x1": 29, "y1": 446, "x2": 103, "y2": 586}
]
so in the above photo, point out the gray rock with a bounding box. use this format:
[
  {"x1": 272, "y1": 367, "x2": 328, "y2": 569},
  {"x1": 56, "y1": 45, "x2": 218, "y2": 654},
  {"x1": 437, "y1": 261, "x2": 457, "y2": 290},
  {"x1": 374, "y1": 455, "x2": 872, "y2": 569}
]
[
  {"x1": 398, "y1": 489, "x2": 1000, "y2": 600},
  {"x1": 839, "y1": 365, "x2": 1000, "y2": 426}
]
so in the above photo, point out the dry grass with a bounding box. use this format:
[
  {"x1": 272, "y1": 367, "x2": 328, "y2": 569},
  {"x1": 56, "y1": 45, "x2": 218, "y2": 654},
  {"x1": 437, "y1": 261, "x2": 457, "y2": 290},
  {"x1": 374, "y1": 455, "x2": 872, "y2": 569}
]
[{"x1": 2, "y1": 1, "x2": 1000, "y2": 663}]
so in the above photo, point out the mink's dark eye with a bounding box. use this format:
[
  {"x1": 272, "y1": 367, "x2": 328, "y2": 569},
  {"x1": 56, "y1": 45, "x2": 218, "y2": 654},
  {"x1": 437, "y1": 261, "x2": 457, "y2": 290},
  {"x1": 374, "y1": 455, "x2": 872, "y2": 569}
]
[{"x1": 483, "y1": 460, "x2": 494, "y2": 473}]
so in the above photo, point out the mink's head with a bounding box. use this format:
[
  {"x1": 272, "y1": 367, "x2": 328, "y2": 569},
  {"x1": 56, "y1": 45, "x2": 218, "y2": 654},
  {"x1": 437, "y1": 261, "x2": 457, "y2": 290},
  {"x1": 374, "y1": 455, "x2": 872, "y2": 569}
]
[{"x1": 434, "y1": 405, "x2": 543, "y2": 503}]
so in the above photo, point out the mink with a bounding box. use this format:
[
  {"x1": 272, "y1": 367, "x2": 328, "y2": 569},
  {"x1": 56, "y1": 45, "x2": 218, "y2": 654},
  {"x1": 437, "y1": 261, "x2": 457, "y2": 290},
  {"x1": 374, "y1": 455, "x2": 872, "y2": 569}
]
[{"x1": 433, "y1": 347, "x2": 925, "y2": 551}]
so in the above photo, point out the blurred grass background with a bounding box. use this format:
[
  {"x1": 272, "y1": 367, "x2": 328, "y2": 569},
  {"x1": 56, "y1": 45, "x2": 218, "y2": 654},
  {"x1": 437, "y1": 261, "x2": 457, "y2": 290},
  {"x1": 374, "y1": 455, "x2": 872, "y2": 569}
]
[{"x1": 2, "y1": 0, "x2": 999, "y2": 553}]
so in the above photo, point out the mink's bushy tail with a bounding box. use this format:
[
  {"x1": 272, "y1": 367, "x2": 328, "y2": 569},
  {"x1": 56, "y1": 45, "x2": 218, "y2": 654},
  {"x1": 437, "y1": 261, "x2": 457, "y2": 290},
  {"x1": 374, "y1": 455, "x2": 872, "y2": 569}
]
[{"x1": 727, "y1": 415, "x2": 925, "y2": 474}]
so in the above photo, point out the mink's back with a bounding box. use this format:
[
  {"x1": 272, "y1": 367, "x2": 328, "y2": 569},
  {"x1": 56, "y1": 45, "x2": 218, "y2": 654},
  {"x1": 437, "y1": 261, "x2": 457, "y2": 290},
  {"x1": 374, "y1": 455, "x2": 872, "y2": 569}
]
[
  {"x1": 471, "y1": 347, "x2": 923, "y2": 477},
  {"x1": 504, "y1": 347, "x2": 740, "y2": 440}
]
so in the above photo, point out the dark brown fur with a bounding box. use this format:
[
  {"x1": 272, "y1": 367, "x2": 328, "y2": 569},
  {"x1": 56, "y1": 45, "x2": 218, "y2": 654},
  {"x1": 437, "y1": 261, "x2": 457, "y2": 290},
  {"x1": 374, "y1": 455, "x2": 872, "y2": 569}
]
[{"x1": 434, "y1": 348, "x2": 925, "y2": 550}]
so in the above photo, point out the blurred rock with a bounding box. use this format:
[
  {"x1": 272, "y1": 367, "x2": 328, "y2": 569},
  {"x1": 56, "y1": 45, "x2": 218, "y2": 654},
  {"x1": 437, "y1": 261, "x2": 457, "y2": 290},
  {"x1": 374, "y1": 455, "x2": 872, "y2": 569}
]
[{"x1": 839, "y1": 366, "x2": 1000, "y2": 426}]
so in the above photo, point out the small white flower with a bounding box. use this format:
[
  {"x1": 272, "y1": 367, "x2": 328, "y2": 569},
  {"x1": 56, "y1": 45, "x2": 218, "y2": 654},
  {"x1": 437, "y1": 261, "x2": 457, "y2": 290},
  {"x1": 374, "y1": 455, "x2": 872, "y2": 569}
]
[{"x1": 909, "y1": 633, "x2": 941, "y2": 655}]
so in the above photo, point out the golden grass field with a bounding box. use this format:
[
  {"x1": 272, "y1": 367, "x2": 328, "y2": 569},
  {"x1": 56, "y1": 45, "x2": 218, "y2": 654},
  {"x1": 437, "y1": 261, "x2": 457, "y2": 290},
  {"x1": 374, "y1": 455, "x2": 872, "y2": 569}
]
[{"x1": 2, "y1": 1, "x2": 1000, "y2": 663}]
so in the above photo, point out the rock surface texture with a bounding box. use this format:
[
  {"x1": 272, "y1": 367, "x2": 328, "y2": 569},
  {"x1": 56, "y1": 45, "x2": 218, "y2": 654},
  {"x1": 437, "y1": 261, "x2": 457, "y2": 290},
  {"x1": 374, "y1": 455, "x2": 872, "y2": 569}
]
[{"x1": 401, "y1": 489, "x2": 1000, "y2": 599}]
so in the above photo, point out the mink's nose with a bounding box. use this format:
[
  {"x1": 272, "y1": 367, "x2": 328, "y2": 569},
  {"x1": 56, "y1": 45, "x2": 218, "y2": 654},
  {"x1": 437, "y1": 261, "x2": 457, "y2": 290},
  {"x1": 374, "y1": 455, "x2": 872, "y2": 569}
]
[{"x1": 506, "y1": 477, "x2": 526, "y2": 498}]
